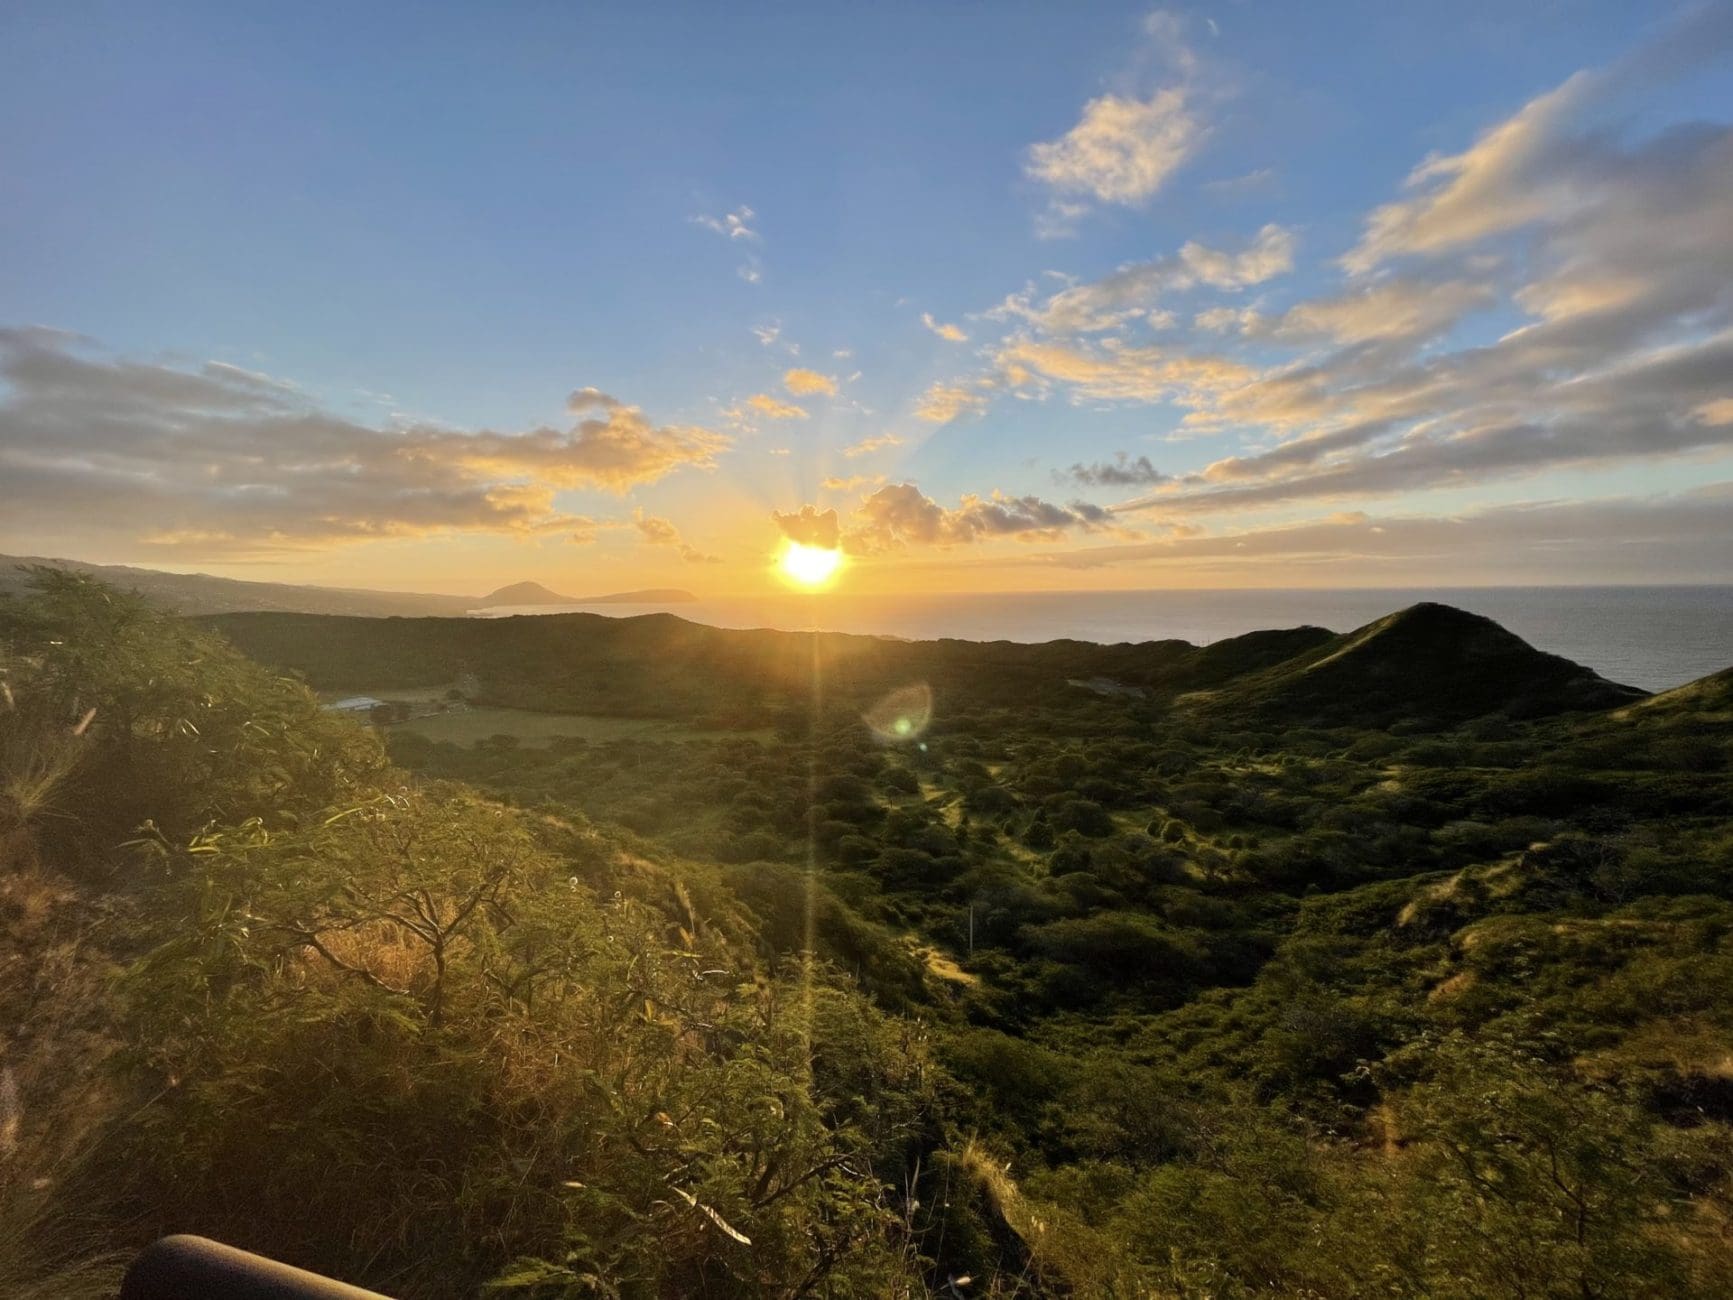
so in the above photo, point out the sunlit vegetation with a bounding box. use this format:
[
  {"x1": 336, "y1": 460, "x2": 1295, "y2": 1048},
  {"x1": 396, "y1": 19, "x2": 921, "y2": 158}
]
[{"x1": 4, "y1": 570, "x2": 1733, "y2": 1296}]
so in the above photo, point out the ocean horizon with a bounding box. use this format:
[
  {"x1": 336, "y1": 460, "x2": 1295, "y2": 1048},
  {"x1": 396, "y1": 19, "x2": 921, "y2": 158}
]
[{"x1": 477, "y1": 584, "x2": 1733, "y2": 694}]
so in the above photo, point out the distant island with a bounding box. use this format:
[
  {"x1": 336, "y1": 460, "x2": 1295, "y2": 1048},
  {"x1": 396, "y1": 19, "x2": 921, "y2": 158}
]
[
  {"x1": 0, "y1": 554, "x2": 697, "y2": 618},
  {"x1": 477, "y1": 581, "x2": 697, "y2": 606}
]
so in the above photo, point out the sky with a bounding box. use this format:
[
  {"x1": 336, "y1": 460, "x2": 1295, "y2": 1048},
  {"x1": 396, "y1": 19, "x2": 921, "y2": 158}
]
[{"x1": 2, "y1": 0, "x2": 1732, "y2": 598}]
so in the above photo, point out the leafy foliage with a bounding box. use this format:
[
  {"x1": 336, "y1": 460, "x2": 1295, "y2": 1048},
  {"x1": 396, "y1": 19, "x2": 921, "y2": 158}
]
[{"x1": 5, "y1": 575, "x2": 1733, "y2": 1296}]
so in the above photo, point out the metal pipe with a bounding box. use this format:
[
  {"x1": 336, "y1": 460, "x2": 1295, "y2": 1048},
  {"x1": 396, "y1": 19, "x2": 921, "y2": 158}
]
[{"x1": 119, "y1": 1235, "x2": 394, "y2": 1300}]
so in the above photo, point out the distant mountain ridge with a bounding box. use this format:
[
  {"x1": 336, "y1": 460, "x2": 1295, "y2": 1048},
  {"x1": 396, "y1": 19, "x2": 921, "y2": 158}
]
[
  {"x1": 479, "y1": 581, "x2": 697, "y2": 606},
  {"x1": 201, "y1": 601, "x2": 1665, "y2": 727},
  {"x1": 0, "y1": 553, "x2": 695, "y2": 617}
]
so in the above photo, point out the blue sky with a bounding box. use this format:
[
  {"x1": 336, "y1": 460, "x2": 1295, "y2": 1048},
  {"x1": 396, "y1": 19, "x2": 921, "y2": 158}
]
[{"x1": 3, "y1": 2, "x2": 1731, "y2": 594}]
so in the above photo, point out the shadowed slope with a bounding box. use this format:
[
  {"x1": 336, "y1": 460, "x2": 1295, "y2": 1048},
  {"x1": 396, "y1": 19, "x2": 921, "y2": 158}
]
[{"x1": 1191, "y1": 602, "x2": 1646, "y2": 726}]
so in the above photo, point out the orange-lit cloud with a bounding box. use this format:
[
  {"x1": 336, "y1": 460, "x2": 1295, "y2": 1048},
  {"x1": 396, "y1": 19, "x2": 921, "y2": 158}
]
[
  {"x1": 632, "y1": 507, "x2": 722, "y2": 564},
  {"x1": 1027, "y1": 89, "x2": 1200, "y2": 208},
  {"x1": 770, "y1": 504, "x2": 841, "y2": 549},
  {"x1": 913, "y1": 382, "x2": 987, "y2": 423},
  {"x1": 821, "y1": 473, "x2": 886, "y2": 492},
  {"x1": 744, "y1": 392, "x2": 807, "y2": 419},
  {"x1": 921, "y1": 312, "x2": 969, "y2": 343},
  {"x1": 842, "y1": 433, "x2": 903, "y2": 458},
  {"x1": 783, "y1": 368, "x2": 837, "y2": 396}
]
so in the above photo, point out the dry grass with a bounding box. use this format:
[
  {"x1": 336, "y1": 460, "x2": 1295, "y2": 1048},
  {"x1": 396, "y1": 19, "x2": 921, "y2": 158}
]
[
  {"x1": 0, "y1": 862, "x2": 129, "y2": 1299},
  {"x1": 1, "y1": 700, "x2": 91, "y2": 873}
]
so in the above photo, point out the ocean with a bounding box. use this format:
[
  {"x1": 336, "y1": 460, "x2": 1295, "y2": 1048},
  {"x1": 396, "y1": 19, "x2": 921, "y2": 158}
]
[{"x1": 478, "y1": 586, "x2": 1733, "y2": 693}]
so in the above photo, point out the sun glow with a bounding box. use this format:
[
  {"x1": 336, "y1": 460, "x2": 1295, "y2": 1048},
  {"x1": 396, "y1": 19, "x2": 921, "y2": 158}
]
[{"x1": 778, "y1": 541, "x2": 843, "y2": 589}]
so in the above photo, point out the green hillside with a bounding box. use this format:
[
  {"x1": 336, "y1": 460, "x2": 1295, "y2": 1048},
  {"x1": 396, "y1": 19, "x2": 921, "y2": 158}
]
[
  {"x1": 205, "y1": 601, "x2": 1642, "y2": 727},
  {"x1": 5, "y1": 570, "x2": 1731, "y2": 1298},
  {"x1": 1190, "y1": 602, "x2": 1647, "y2": 726}
]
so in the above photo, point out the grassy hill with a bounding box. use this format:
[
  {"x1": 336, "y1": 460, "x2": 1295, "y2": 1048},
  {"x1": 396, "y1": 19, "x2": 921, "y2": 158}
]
[
  {"x1": 0, "y1": 552, "x2": 477, "y2": 616},
  {"x1": 0, "y1": 554, "x2": 695, "y2": 618},
  {"x1": 1189, "y1": 602, "x2": 1646, "y2": 726},
  {"x1": 205, "y1": 601, "x2": 1642, "y2": 727}
]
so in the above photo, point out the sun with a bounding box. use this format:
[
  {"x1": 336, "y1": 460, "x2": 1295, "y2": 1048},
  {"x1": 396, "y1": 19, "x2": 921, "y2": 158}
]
[{"x1": 778, "y1": 541, "x2": 843, "y2": 589}]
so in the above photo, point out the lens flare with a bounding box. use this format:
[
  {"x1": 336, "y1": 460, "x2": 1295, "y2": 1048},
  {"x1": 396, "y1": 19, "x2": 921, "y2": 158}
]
[
  {"x1": 863, "y1": 683, "x2": 933, "y2": 743},
  {"x1": 778, "y1": 541, "x2": 843, "y2": 589}
]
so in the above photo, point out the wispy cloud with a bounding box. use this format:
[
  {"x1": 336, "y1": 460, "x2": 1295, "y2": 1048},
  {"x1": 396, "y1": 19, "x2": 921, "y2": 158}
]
[
  {"x1": 842, "y1": 433, "x2": 903, "y2": 459},
  {"x1": 992, "y1": 224, "x2": 1294, "y2": 334},
  {"x1": 914, "y1": 382, "x2": 988, "y2": 423},
  {"x1": 691, "y1": 205, "x2": 758, "y2": 241},
  {"x1": 920, "y1": 312, "x2": 969, "y2": 343},
  {"x1": 693, "y1": 204, "x2": 763, "y2": 283},
  {"x1": 1203, "y1": 167, "x2": 1277, "y2": 197},
  {"x1": 821, "y1": 473, "x2": 885, "y2": 493},
  {"x1": 1032, "y1": 485, "x2": 1733, "y2": 585},
  {"x1": 632, "y1": 506, "x2": 722, "y2": 564},
  {"x1": 747, "y1": 393, "x2": 807, "y2": 419}
]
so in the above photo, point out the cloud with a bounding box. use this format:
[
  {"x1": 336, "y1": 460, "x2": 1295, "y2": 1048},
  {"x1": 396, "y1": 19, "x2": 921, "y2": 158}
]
[
  {"x1": 914, "y1": 382, "x2": 988, "y2": 423},
  {"x1": 1193, "y1": 305, "x2": 1260, "y2": 333},
  {"x1": 771, "y1": 504, "x2": 841, "y2": 549},
  {"x1": 1179, "y1": 224, "x2": 1297, "y2": 289},
  {"x1": 1261, "y1": 276, "x2": 1496, "y2": 346},
  {"x1": 842, "y1": 483, "x2": 1123, "y2": 552},
  {"x1": 691, "y1": 206, "x2": 758, "y2": 241},
  {"x1": 692, "y1": 205, "x2": 763, "y2": 283},
  {"x1": 1126, "y1": 328, "x2": 1733, "y2": 515},
  {"x1": 0, "y1": 327, "x2": 728, "y2": 556},
  {"x1": 1017, "y1": 25, "x2": 1733, "y2": 522},
  {"x1": 842, "y1": 433, "x2": 903, "y2": 458},
  {"x1": 435, "y1": 392, "x2": 728, "y2": 491},
  {"x1": 752, "y1": 322, "x2": 781, "y2": 347},
  {"x1": 992, "y1": 225, "x2": 1294, "y2": 334},
  {"x1": 1203, "y1": 167, "x2": 1277, "y2": 197},
  {"x1": 1345, "y1": 80, "x2": 1593, "y2": 276},
  {"x1": 1343, "y1": 6, "x2": 1733, "y2": 275},
  {"x1": 821, "y1": 473, "x2": 885, "y2": 493},
  {"x1": 1027, "y1": 88, "x2": 1201, "y2": 208},
  {"x1": 920, "y1": 312, "x2": 970, "y2": 343},
  {"x1": 783, "y1": 367, "x2": 837, "y2": 396},
  {"x1": 1024, "y1": 10, "x2": 1211, "y2": 232},
  {"x1": 1029, "y1": 484, "x2": 1733, "y2": 586},
  {"x1": 744, "y1": 392, "x2": 808, "y2": 419},
  {"x1": 1034, "y1": 201, "x2": 1093, "y2": 241},
  {"x1": 632, "y1": 507, "x2": 722, "y2": 564},
  {"x1": 994, "y1": 337, "x2": 1258, "y2": 409},
  {"x1": 1063, "y1": 453, "x2": 1168, "y2": 487}
]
